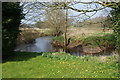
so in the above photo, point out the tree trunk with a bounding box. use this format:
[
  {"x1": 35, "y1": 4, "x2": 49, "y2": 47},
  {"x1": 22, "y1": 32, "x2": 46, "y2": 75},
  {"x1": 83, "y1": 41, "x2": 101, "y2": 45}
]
[{"x1": 64, "y1": 8, "x2": 68, "y2": 52}]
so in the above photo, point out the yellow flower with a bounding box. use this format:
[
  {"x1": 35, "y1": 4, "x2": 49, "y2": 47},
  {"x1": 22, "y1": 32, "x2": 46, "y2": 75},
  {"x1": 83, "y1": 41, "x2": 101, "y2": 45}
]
[{"x1": 85, "y1": 70, "x2": 88, "y2": 71}]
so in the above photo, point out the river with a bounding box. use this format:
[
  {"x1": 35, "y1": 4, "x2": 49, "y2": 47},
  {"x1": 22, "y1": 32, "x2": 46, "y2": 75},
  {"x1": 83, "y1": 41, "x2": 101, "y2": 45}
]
[{"x1": 15, "y1": 36, "x2": 114, "y2": 56}]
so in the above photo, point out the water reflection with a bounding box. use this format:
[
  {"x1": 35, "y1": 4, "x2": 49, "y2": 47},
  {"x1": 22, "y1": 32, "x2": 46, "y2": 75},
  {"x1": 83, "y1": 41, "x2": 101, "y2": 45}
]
[
  {"x1": 15, "y1": 36, "x2": 55, "y2": 52},
  {"x1": 15, "y1": 36, "x2": 113, "y2": 56}
]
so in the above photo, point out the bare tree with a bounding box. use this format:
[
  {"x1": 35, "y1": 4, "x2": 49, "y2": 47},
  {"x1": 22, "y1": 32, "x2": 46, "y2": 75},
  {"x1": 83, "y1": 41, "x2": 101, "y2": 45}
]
[
  {"x1": 45, "y1": 8, "x2": 66, "y2": 36},
  {"x1": 36, "y1": 21, "x2": 48, "y2": 28}
]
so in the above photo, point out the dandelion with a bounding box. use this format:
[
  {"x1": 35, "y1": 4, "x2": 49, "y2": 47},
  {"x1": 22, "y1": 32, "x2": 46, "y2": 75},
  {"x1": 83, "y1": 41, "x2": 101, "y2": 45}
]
[
  {"x1": 85, "y1": 70, "x2": 88, "y2": 71},
  {"x1": 57, "y1": 71, "x2": 60, "y2": 73},
  {"x1": 62, "y1": 76, "x2": 64, "y2": 78}
]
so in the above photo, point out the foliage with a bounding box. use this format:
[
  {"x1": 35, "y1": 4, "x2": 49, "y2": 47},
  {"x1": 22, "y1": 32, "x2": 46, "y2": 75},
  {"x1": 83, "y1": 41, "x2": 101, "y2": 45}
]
[
  {"x1": 82, "y1": 33, "x2": 116, "y2": 48},
  {"x1": 2, "y1": 2, "x2": 24, "y2": 56},
  {"x1": 110, "y1": 6, "x2": 120, "y2": 53},
  {"x1": 52, "y1": 35, "x2": 64, "y2": 42},
  {"x1": 42, "y1": 52, "x2": 77, "y2": 61},
  {"x1": 17, "y1": 31, "x2": 36, "y2": 45},
  {"x1": 2, "y1": 52, "x2": 119, "y2": 78}
]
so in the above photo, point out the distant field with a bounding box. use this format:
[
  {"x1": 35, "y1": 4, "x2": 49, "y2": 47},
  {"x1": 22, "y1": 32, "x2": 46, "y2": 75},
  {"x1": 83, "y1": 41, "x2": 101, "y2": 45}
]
[
  {"x1": 20, "y1": 27, "x2": 113, "y2": 36},
  {"x1": 2, "y1": 52, "x2": 119, "y2": 78},
  {"x1": 19, "y1": 28, "x2": 51, "y2": 34},
  {"x1": 67, "y1": 27, "x2": 113, "y2": 40}
]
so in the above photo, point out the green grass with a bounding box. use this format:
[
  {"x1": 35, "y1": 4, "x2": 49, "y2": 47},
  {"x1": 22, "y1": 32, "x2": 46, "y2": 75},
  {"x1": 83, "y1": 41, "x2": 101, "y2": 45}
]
[
  {"x1": 2, "y1": 52, "x2": 119, "y2": 78},
  {"x1": 81, "y1": 33, "x2": 116, "y2": 48},
  {"x1": 52, "y1": 35, "x2": 64, "y2": 42},
  {"x1": 52, "y1": 33, "x2": 116, "y2": 49}
]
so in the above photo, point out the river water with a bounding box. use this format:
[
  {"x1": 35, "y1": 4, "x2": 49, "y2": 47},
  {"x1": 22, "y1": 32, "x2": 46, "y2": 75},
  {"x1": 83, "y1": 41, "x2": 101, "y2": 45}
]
[
  {"x1": 15, "y1": 36, "x2": 113, "y2": 56},
  {"x1": 15, "y1": 36, "x2": 55, "y2": 52}
]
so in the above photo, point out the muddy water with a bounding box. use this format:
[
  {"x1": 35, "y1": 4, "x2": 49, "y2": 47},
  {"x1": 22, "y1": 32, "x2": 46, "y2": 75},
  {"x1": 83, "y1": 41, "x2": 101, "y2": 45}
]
[{"x1": 15, "y1": 36, "x2": 113, "y2": 56}]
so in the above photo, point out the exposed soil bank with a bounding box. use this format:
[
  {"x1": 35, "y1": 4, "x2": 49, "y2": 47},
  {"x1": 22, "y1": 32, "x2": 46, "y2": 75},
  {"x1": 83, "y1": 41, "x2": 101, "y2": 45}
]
[{"x1": 52, "y1": 40, "x2": 115, "y2": 54}]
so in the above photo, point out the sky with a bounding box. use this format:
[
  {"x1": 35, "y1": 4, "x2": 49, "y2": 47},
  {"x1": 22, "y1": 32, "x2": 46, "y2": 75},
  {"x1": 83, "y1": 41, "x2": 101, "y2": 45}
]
[{"x1": 21, "y1": 1, "x2": 112, "y2": 25}]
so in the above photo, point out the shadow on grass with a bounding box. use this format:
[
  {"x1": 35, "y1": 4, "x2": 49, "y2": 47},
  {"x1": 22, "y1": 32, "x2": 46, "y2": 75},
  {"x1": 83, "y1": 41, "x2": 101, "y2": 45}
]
[{"x1": 2, "y1": 51, "x2": 43, "y2": 63}]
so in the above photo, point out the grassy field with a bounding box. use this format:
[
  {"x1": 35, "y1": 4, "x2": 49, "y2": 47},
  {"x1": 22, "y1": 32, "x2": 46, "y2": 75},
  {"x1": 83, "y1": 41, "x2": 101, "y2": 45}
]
[
  {"x1": 67, "y1": 27, "x2": 113, "y2": 40},
  {"x1": 53, "y1": 26, "x2": 113, "y2": 44},
  {"x1": 2, "y1": 52, "x2": 119, "y2": 78}
]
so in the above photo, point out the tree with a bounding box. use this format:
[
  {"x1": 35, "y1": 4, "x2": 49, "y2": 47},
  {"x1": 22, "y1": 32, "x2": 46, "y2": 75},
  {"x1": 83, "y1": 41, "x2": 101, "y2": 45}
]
[
  {"x1": 51, "y1": 1, "x2": 120, "y2": 53},
  {"x1": 45, "y1": 8, "x2": 66, "y2": 36},
  {"x1": 110, "y1": 5, "x2": 120, "y2": 53},
  {"x1": 22, "y1": 1, "x2": 120, "y2": 53},
  {"x1": 36, "y1": 21, "x2": 47, "y2": 28},
  {"x1": 2, "y1": 2, "x2": 24, "y2": 56}
]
